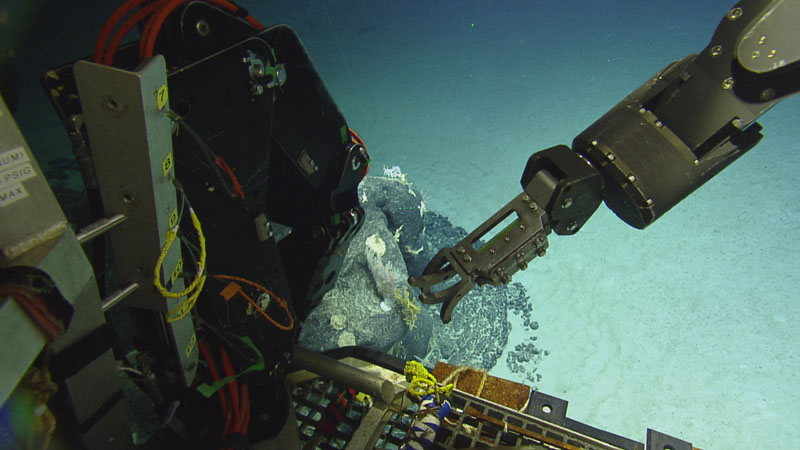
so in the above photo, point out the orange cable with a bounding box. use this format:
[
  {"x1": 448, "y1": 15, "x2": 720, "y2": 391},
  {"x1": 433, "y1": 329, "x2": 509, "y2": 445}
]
[
  {"x1": 212, "y1": 274, "x2": 294, "y2": 330},
  {"x1": 214, "y1": 156, "x2": 245, "y2": 199}
]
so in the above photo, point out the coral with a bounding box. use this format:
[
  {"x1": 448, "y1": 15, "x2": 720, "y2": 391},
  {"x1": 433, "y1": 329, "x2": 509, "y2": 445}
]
[
  {"x1": 365, "y1": 233, "x2": 386, "y2": 256},
  {"x1": 330, "y1": 314, "x2": 347, "y2": 330},
  {"x1": 393, "y1": 224, "x2": 404, "y2": 242},
  {"x1": 338, "y1": 331, "x2": 356, "y2": 347},
  {"x1": 394, "y1": 286, "x2": 420, "y2": 330}
]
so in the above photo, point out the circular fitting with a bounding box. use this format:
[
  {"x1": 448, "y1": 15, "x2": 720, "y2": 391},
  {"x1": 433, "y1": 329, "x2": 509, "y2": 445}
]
[
  {"x1": 727, "y1": 7, "x2": 743, "y2": 20},
  {"x1": 351, "y1": 150, "x2": 363, "y2": 171},
  {"x1": 195, "y1": 20, "x2": 210, "y2": 37},
  {"x1": 721, "y1": 77, "x2": 735, "y2": 90}
]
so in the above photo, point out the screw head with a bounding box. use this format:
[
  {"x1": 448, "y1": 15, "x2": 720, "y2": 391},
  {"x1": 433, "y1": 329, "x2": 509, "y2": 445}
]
[
  {"x1": 727, "y1": 7, "x2": 743, "y2": 20},
  {"x1": 722, "y1": 77, "x2": 735, "y2": 90}
]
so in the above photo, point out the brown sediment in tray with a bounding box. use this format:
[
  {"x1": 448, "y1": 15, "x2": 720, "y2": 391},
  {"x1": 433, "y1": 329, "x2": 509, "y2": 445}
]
[{"x1": 432, "y1": 362, "x2": 530, "y2": 411}]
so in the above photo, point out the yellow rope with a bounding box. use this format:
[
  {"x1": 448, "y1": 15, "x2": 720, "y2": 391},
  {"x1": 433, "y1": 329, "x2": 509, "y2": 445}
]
[
  {"x1": 403, "y1": 361, "x2": 454, "y2": 399},
  {"x1": 153, "y1": 205, "x2": 207, "y2": 322}
]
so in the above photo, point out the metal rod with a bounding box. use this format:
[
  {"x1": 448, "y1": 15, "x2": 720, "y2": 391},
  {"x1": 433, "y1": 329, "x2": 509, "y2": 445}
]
[
  {"x1": 76, "y1": 214, "x2": 127, "y2": 244},
  {"x1": 292, "y1": 347, "x2": 395, "y2": 408},
  {"x1": 101, "y1": 282, "x2": 139, "y2": 312}
]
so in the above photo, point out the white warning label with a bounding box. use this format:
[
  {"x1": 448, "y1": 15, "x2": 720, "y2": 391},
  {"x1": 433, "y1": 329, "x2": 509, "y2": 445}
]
[
  {"x1": 0, "y1": 162, "x2": 36, "y2": 189},
  {"x1": 0, "y1": 147, "x2": 30, "y2": 170},
  {"x1": 0, "y1": 183, "x2": 29, "y2": 207}
]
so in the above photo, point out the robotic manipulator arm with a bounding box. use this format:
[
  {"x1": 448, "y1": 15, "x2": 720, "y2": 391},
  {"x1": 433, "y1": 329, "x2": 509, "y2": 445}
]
[{"x1": 410, "y1": 0, "x2": 800, "y2": 323}]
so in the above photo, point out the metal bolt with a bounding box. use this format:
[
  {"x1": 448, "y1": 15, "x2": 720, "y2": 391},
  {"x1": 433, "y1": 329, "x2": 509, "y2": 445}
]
[
  {"x1": 710, "y1": 45, "x2": 723, "y2": 57},
  {"x1": 529, "y1": 202, "x2": 538, "y2": 210},
  {"x1": 627, "y1": 174, "x2": 637, "y2": 183},
  {"x1": 251, "y1": 84, "x2": 264, "y2": 96},
  {"x1": 655, "y1": 120, "x2": 663, "y2": 128},
  {"x1": 196, "y1": 20, "x2": 210, "y2": 37},
  {"x1": 536, "y1": 248, "x2": 547, "y2": 257},
  {"x1": 638, "y1": 107, "x2": 646, "y2": 114},
  {"x1": 518, "y1": 261, "x2": 528, "y2": 271},
  {"x1": 606, "y1": 153, "x2": 616, "y2": 161},
  {"x1": 522, "y1": 194, "x2": 530, "y2": 202},
  {"x1": 752, "y1": 50, "x2": 760, "y2": 59},
  {"x1": 645, "y1": 198, "x2": 654, "y2": 206},
  {"x1": 591, "y1": 139, "x2": 598, "y2": 146},
  {"x1": 767, "y1": 49, "x2": 777, "y2": 58},
  {"x1": 504, "y1": 236, "x2": 511, "y2": 243},
  {"x1": 727, "y1": 7, "x2": 743, "y2": 20},
  {"x1": 457, "y1": 246, "x2": 466, "y2": 254},
  {"x1": 519, "y1": 224, "x2": 526, "y2": 230},
  {"x1": 561, "y1": 197, "x2": 573, "y2": 209},
  {"x1": 463, "y1": 255, "x2": 472, "y2": 262},
  {"x1": 758, "y1": 36, "x2": 766, "y2": 45},
  {"x1": 566, "y1": 222, "x2": 578, "y2": 232},
  {"x1": 489, "y1": 248, "x2": 496, "y2": 255},
  {"x1": 760, "y1": 88, "x2": 775, "y2": 101},
  {"x1": 722, "y1": 77, "x2": 735, "y2": 90}
]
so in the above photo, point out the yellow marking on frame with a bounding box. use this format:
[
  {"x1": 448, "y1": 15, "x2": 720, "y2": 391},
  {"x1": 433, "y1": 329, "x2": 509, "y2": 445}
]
[
  {"x1": 162, "y1": 152, "x2": 173, "y2": 177},
  {"x1": 156, "y1": 84, "x2": 169, "y2": 110},
  {"x1": 168, "y1": 208, "x2": 179, "y2": 229},
  {"x1": 186, "y1": 333, "x2": 196, "y2": 357},
  {"x1": 170, "y1": 258, "x2": 184, "y2": 286}
]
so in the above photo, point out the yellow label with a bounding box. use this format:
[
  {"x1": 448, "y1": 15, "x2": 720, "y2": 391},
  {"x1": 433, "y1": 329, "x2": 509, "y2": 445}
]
[
  {"x1": 185, "y1": 333, "x2": 196, "y2": 358},
  {"x1": 162, "y1": 152, "x2": 173, "y2": 177},
  {"x1": 156, "y1": 84, "x2": 169, "y2": 110},
  {"x1": 170, "y1": 258, "x2": 183, "y2": 286},
  {"x1": 168, "y1": 208, "x2": 178, "y2": 229}
]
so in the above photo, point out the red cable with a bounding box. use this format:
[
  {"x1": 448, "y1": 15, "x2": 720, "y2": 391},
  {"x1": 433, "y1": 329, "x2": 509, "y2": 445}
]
[
  {"x1": 221, "y1": 402, "x2": 233, "y2": 438},
  {"x1": 140, "y1": 0, "x2": 265, "y2": 60},
  {"x1": 198, "y1": 340, "x2": 228, "y2": 415},
  {"x1": 236, "y1": 384, "x2": 249, "y2": 434},
  {"x1": 214, "y1": 156, "x2": 245, "y2": 199},
  {"x1": 103, "y1": 0, "x2": 170, "y2": 66},
  {"x1": 93, "y1": 0, "x2": 149, "y2": 63},
  {"x1": 241, "y1": 386, "x2": 250, "y2": 434},
  {"x1": 140, "y1": 0, "x2": 187, "y2": 60},
  {"x1": 0, "y1": 287, "x2": 63, "y2": 340},
  {"x1": 219, "y1": 345, "x2": 240, "y2": 434}
]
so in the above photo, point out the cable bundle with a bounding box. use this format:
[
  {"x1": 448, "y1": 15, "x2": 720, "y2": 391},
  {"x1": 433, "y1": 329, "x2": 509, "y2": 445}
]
[
  {"x1": 198, "y1": 341, "x2": 251, "y2": 450},
  {"x1": 93, "y1": 0, "x2": 264, "y2": 67}
]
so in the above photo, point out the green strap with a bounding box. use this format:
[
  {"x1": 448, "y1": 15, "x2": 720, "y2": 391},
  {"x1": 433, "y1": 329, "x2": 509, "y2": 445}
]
[{"x1": 196, "y1": 337, "x2": 264, "y2": 398}]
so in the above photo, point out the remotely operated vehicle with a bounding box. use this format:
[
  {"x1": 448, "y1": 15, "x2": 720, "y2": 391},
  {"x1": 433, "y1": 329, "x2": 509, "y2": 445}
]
[{"x1": 1, "y1": 0, "x2": 797, "y2": 448}]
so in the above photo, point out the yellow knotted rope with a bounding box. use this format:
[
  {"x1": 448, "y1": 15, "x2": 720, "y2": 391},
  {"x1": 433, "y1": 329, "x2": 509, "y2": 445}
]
[
  {"x1": 403, "y1": 361, "x2": 454, "y2": 399},
  {"x1": 153, "y1": 205, "x2": 207, "y2": 322}
]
